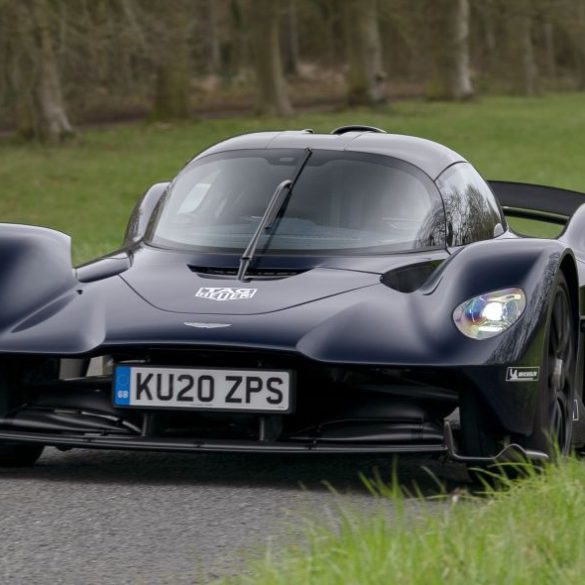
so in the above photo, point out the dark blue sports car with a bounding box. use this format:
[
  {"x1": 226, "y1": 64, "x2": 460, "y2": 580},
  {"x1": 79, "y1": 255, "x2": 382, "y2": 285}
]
[{"x1": 1, "y1": 125, "x2": 584, "y2": 470}]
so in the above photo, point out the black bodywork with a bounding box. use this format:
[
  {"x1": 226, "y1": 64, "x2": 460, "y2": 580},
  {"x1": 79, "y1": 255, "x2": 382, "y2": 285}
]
[{"x1": 1, "y1": 128, "x2": 585, "y2": 462}]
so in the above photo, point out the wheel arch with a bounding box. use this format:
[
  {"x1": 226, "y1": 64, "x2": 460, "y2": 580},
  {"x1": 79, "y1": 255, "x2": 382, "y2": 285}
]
[
  {"x1": 559, "y1": 253, "x2": 585, "y2": 416},
  {"x1": 559, "y1": 253, "x2": 581, "y2": 336}
]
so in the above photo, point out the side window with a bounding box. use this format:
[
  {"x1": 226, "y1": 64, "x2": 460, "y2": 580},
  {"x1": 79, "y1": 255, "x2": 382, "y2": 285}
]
[{"x1": 436, "y1": 163, "x2": 504, "y2": 246}]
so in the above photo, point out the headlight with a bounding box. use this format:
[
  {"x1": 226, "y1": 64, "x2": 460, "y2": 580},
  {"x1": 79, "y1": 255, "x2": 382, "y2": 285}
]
[{"x1": 453, "y1": 288, "x2": 526, "y2": 340}]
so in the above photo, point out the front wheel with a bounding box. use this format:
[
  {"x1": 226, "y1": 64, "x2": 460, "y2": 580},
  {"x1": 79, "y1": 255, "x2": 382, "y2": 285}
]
[
  {"x1": 518, "y1": 273, "x2": 576, "y2": 457},
  {"x1": 0, "y1": 444, "x2": 44, "y2": 467}
]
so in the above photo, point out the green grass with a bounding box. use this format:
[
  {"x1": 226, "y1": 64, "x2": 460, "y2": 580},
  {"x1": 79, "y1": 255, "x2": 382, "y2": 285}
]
[
  {"x1": 1, "y1": 93, "x2": 585, "y2": 263},
  {"x1": 225, "y1": 460, "x2": 585, "y2": 585}
]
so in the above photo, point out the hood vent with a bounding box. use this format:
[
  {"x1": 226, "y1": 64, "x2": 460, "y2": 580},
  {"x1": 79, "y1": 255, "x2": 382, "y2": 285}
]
[{"x1": 189, "y1": 266, "x2": 307, "y2": 281}]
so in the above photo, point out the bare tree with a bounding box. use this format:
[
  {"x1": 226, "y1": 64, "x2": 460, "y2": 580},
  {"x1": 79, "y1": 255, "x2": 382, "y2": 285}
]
[
  {"x1": 427, "y1": 0, "x2": 474, "y2": 100},
  {"x1": 345, "y1": 0, "x2": 386, "y2": 106},
  {"x1": 283, "y1": 0, "x2": 300, "y2": 76},
  {"x1": 542, "y1": 18, "x2": 557, "y2": 79},
  {"x1": 207, "y1": 0, "x2": 222, "y2": 74},
  {"x1": 556, "y1": 0, "x2": 585, "y2": 90},
  {"x1": 11, "y1": 0, "x2": 76, "y2": 143},
  {"x1": 147, "y1": 0, "x2": 192, "y2": 120},
  {"x1": 474, "y1": 0, "x2": 498, "y2": 78},
  {"x1": 8, "y1": 0, "x2": 585, "y2": 133},
  {"x1": 572, "y1": 0, "x2": 585, "y2": 89},
  {"x1": 248, "y1": 0, "x2": 293, "y2": 116},
  {"x1": 452, "y1": 0, "x2": 473, "y2": 98},
  {"x1": 508, "y1": 0, "x2": 538, "y2": 95}
]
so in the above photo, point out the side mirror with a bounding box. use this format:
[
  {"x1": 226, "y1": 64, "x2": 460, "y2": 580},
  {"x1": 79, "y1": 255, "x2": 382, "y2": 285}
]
[{"x1": 123, "y1": 182, "x2": 170, "y2": 246}]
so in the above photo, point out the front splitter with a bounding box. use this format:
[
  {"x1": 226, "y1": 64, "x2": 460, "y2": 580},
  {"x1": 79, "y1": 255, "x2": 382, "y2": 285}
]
[{"x1": 0, "y1": 430, "x2": 447, "y2": 455}]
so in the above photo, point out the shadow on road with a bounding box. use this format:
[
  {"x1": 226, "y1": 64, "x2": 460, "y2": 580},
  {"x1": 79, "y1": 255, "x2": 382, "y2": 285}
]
[{"x1": 0, "y1": 448, "x2": 471, "y2": 496}]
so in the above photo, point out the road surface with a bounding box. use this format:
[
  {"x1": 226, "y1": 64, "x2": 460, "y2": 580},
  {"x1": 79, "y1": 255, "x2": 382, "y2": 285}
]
[{"x1": 0, "y1": 447, "x2": 469, "y2": 584}]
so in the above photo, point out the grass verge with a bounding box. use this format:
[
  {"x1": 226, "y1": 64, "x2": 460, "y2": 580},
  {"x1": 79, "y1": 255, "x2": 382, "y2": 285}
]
[
  {"x1": 1, "y1": 93, "x2": 585, "y2": 263},
  {"x1": 226, "y1": 459, "x2": 585, "y2": 585}
]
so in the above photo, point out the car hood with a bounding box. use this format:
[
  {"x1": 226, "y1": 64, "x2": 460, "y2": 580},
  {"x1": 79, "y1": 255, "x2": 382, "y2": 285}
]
[
  {"x1": 120, "y1": 264, "x2": 379, "y2": 315},
  {"x1": 117, "y1": 247, "x2": 448, "y2": 315}
]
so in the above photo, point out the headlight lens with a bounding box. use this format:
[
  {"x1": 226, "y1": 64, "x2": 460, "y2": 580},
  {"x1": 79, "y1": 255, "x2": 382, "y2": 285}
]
[{"x1": 453, "y1": 288, "x2": 526, "y2": 340}]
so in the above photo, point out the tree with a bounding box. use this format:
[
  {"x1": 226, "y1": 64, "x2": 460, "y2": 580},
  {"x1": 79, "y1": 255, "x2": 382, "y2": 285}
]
[
  {"x1": 248, "y1": 0, "x2": 293, "y2": 116},
  {"x1": 427, "y1": 0, "x2": 474, "y2": 100},
  {"x1": 507, "y1": 0, "x2": 538, "y2": 95},
  {"x1": 32, "y1": 0, "x2": 76, "y2": 142},
  {"x1": 472, "y1": 0, "x2": 498, "y2": 79},
  {"x1": 0, "y1": 0, "x2": 76, "y2": 143},
  {"x1": 542, "y1": 15, "x2": 557, "y2": 79},
  {"x1": 283, "y1": 0, "x2": 300, "y2": 76},
  {"x1": 145, "y1": 0, "x2": 193, "y2": 120},
  {"x1": 345, "y1": 0, "x2": 387, "y2": 106},
  {"x1": 569, "y1": 0, "x2": 585, "y2": 90},
  {"x1": 554, "y1": 0, "x2": 585, "y2": 90},
  {"x1": 206, "y1": 0, "x2": 222, "y2": 74}
]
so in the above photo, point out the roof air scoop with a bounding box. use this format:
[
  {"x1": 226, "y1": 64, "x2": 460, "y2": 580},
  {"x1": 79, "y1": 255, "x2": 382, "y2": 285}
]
[{"x1": 331, "y1": 125, "x2": 387, "y2": 135}]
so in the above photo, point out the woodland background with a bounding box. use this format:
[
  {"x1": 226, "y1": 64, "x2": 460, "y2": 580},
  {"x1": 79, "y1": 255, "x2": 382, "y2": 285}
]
[{"x1": 1, "y1": 0, "x2": 584, "y2": 143}]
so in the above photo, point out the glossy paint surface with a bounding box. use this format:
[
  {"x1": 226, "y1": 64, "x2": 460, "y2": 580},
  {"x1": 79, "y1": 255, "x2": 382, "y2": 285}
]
[{"x1": 1, "y1": 131, "x2": 585, "y2": 439}]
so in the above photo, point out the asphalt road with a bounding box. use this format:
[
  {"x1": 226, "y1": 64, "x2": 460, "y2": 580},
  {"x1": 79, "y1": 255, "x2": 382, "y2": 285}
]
[{"x1": 0, "y1": 448, "x2": 469, "y2": 585}]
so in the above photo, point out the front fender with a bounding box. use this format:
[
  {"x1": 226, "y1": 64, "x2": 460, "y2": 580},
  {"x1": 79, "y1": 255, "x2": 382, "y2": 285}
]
[
  {"x1": 299, "y1": 238, "x2": 571, "y2": 368},
  {"x1": 418, "y1": 238, "x2": 574, "y2": 434},
  {"x1": 0, "y1": 224, "x2": 77, "y2": 332},
  {"x1": 417, "y1": 238, "x2": 570, "y2": 365}
]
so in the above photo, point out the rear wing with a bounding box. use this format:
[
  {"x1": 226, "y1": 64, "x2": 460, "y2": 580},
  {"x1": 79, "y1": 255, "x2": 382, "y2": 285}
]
[
  {"x1": 489, "y1": 180, "x2": 585, "y2": 225},
  {"x1": 489, "y1": 180, "x2": 585, "y2": 252}
]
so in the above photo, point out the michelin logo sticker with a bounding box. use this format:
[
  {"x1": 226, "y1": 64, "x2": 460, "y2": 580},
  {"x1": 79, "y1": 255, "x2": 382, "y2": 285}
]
[{"x1": 506, "y1": 367, "x2": 540, "y2": 382}]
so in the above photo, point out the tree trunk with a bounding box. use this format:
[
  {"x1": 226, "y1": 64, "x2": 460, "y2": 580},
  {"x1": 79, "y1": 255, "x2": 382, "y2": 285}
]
[
  {"x1": 345, "y1": 0, "x2": 386, "y2": 106},
  {"x1": 151, "y1": 1, "x2": 191, "y2": 120},
  {"x1": 322, "y1": 1, "x2": 339, "y2": 70},
  {"x1": 556, "y1": 0, "x2": 585, "y2": 90},
  {"x1": 219, "y1": 0, "x2": 246, "y2": 84},
  {"x1": 427, "y1": 0, "x2": 474, "y2": 100},
  {"x1": 575, "y1": 0, "x2": 585, "y2": 90},
  {"x1": 481, "y1": 0, "x2": 497, "y2": 76},
  {"x1": 508, "y1": 0, "x2": 537, "y2": 95},
  {"x1": 30, "y1": 0, "x2": 75, "y2": 143},
  {"x1": 207, "y1": 0, "x2": 221, "y2": 74},
  {"x1": 249, "y1": 0, "x2": 293, "y2": 116},
  {"x1": 452, "y1": 0, "x2": 473, "y2": 98},
  {"x1": 153, "y1": 61, "x2": 191, "y2": 120},
  {"x1": 283, "y1": 0, "x2": 300, "y2": 76},
  {"x1": 543, "y1": 20, "x2": 556, "y2": 79}
]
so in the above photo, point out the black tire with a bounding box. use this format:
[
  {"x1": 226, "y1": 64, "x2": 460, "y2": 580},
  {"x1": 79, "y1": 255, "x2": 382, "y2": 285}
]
[
  {"x1": 0, "y1": 444, "x2": 44, "y2": 467},
  {"x1": 518, "y1": 273, "x2": 576, "y2": 457},
  {"x1": 0, "y1": 358, "x2": 52, "y2": 468}
]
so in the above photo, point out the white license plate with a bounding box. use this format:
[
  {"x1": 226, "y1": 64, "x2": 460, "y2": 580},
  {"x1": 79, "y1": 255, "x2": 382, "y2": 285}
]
[{"x1": 113, "y1": 365, "x2": 292, "y2": 413}]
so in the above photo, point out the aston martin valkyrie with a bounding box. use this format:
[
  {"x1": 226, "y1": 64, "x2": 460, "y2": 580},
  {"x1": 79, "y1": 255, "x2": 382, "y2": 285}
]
[{"x1": 1, "y1": 125, "x2": 584, "y2": 469}]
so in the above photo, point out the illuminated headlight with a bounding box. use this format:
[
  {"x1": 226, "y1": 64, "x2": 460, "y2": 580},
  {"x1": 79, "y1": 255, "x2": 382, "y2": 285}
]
[{"x1": 453, "y1": 288, "x2": 526, "y2": 340}]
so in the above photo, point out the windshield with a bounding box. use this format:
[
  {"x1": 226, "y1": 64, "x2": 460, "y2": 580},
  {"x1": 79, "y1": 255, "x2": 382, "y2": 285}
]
[{"x1": 148, "y1": 149, "x2": 446, "y2": 255}]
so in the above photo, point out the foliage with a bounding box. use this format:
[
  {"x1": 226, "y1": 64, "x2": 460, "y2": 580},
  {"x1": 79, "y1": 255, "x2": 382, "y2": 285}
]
[{"x1": 221, "y1": 457, "x2": 585, "y2": 585}]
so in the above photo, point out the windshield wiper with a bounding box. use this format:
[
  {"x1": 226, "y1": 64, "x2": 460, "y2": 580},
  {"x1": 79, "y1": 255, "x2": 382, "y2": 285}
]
[{"x1": 237, "y1": 148, "x2": 312, "y2": 281}]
